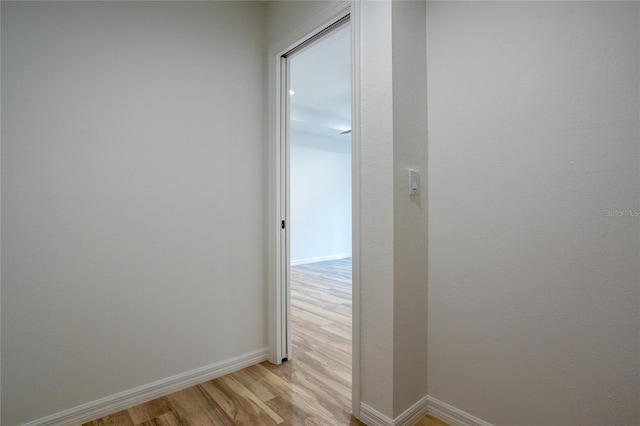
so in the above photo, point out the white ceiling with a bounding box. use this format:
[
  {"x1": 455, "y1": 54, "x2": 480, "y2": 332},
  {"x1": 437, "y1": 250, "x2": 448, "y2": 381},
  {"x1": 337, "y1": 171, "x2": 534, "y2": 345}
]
[{"x1": 289, "y1": 24, "x2": 351, "y2": 137}]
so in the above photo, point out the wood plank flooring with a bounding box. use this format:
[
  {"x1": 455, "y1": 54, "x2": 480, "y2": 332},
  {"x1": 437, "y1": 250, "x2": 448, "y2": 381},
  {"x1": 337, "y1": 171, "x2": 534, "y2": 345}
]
[{"x1": 84, "y1": 259, "x2": 446, "y2": 426}]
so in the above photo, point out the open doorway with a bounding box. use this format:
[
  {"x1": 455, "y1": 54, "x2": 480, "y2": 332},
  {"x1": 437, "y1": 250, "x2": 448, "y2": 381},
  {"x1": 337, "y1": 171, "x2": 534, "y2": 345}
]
[
  {"x1": 281, "y1": 18, "x2": 353, "y2": 416},
  {"x1": 268, "y1": 4, "x2": 359, "y2": 418},
  {"x1": 286, "y1": 20, "x2": 351, "y2": 358},
  {"x1": 289, "y1": 23, "x2": 351, "y2": 270}
]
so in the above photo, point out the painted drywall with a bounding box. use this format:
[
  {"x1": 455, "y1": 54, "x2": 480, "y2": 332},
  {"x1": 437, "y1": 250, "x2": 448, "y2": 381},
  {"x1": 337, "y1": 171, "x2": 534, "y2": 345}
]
[
  {"x1": 358, "y1": 0, "x2": 395, "y2": 418},
  {"x1": 1, "y1": 2, "x2": 266, "y2": 424},
  {"x1": 266, "y1": 0, "x2": 345, "y2": 51},
  {"x1": 290, "y1": 130, "x2": 352, "y2": 264},
  {"x1": 392, "y1": 0, "x2": 428, "y2": 418},
  {"x1": 427, "y1": 2, "x2": 640, "y2": 425}
]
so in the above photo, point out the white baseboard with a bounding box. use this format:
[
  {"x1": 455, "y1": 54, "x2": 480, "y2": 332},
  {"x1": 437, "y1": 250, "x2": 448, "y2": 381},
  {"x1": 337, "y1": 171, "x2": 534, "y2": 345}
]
[
  {"x1": 360, "y1": 395, "x2": 428, "y2": 426},
  {"x1": 360, "y1": 403, "x2": 394, "y2": 426},
  {"x1": 394, "y1": 395, "x2": 429, "y2": 426},
  {"x1": 360, "y1": 395, "x2": 491, "y2": 426},
  {"x1": 23, "y1": 347, "x2": 269, "y2": 426},
  {"x1": 427, "y1": 396, "x2": 494, "y2": 426},
  {"x1": 290, "y1": 253, "x2": 351, "y2": 266}
]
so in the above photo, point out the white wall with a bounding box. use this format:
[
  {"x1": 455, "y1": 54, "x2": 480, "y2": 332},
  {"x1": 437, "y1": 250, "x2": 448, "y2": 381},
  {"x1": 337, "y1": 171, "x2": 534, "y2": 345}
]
[
  {"x1": 392, "y1": 0, "x2": 428, "y2": 418},
  {"x1": 358, "y1": 0, "x2": 395, "y2": 418},
  {"x1": 358, "y1": 3, "x2": 431, "y2": 420},
  {"x1": 266, "y1": 1, "x2": 345, "y2": 51},
  {"x1": 290, "y1": 130, "x2": 351, "y2": 264},
  {"x1": 1, "y1": 2, "x2": 266, "y2": 424},
  {"x1": 427, "y1": 2, "x2": 640, "y2": 425}
]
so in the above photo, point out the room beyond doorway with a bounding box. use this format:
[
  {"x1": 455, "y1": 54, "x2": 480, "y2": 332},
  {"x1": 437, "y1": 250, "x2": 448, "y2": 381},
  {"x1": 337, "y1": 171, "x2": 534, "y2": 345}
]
[
  {"x1": 284, "y1": 18, "x2": 352, "y2": 362},
  {"x1": 288, "y1": 23, "x2": 352, "y2": 268}
]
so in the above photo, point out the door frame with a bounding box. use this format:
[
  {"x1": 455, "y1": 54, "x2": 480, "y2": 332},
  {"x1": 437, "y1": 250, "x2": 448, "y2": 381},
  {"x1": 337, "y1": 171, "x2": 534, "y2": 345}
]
[{"x1": 266, "y1": 0, "x2": 361, "y2": 418}]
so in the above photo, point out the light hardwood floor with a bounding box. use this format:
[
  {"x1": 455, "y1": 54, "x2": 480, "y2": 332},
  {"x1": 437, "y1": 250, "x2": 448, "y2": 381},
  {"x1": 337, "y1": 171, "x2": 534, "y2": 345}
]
[{"x1": 85, "y1": 259, "x2": 446, "y2": 426}]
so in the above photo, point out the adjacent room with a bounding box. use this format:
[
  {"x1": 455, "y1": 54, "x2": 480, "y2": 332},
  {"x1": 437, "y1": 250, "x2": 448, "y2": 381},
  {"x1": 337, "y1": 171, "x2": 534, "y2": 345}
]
[{"x1": 288, "y1": 19, "x2": 354, "y2": 421}]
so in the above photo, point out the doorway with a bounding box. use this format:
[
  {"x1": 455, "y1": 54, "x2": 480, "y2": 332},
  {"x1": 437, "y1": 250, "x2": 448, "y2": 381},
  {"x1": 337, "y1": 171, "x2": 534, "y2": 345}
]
[
  {"x1": 268, "y1": 3, "x2": 360, "y2": 416},
  {"x1": 286, "y1": 20, "x2": 352, "y2": 364},
  {"x1": 278, "y1": 15, "x2": 355, "y2": 421}
]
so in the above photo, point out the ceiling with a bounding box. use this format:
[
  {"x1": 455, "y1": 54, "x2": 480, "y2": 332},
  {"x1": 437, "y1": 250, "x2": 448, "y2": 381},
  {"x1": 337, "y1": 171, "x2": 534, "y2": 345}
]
[{"x1": 289, "y1": 24, "x2": 351, "y2": 138}]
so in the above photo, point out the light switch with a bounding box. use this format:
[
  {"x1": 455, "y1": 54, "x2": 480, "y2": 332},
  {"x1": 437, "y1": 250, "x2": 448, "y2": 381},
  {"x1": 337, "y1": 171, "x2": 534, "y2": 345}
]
[{"x1": 409, "y1": 169, "x2": 419, "y2": 196}]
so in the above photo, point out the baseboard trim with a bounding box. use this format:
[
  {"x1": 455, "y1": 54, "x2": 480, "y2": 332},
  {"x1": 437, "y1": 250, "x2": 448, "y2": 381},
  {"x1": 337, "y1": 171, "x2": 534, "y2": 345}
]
[
  {"x1": 427, "y1": 396, "x2": 494, "y2": 426},
  {"x1": 290, "y1": 253, "x2": 351, "y2": 266},
  {"x1": 23, "y1": 347, "x2": 269, "y2": 426},
  {"x1": 359, "y1": 395, "x2": 428, "y2": 426},
  {"x1": 394, "y1": 395, "x2": 429, "y2": 426},
  {"x1": 360, "y1": 403, "x2": 394, "y2": 426}
]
